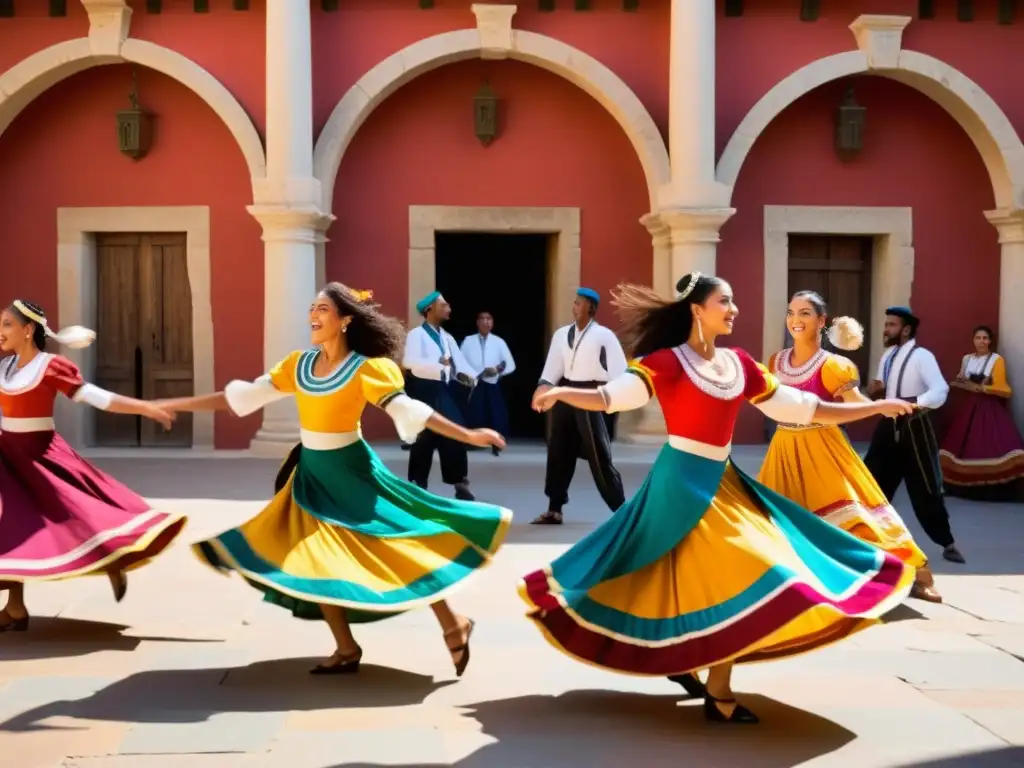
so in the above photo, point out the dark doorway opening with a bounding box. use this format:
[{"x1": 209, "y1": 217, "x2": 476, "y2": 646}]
[{"x1": 435, "y1": 232, "x2": 549, "y2": 440}]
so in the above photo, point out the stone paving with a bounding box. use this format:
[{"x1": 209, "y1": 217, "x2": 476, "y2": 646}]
[{"x1": 2, "y1": 444, "x2": 1024, "y2": 767}]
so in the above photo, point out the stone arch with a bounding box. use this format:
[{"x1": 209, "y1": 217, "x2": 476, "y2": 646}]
[
  {"x1": 0, "y1": 38, "x2": 267, "y2": 191},
  {"x1": 313, "y1": 28, "x2": 671, "y2": 213},
  {"x1": 716, "y1": 46, "x2": 1024, "y2": 210}
]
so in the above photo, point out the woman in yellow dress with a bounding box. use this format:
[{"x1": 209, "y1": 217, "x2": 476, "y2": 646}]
[
  {"x1": 156, "y1": 283, "x2": 511, "y2": 676},
  {"x1": 759, "y1": 291, "x2": 939, "y2": 602}
]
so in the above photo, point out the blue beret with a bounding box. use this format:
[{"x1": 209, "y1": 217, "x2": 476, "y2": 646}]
[
  {"x1": 885, "y1": 306, "x2": 919, "y2": 325},
  {"x1": 577, "y1": 287, "x2": 600, "y2": 304},
  {"x1": 416, "y1": 291, "x2": 441, "y2": 315}
]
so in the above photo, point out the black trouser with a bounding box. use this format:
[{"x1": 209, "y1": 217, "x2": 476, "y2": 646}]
[
  {"x1": 544, "y1": 380, "x2": 625, "y2": 514},
  {"x1": 864, "y1": 411, "x2": 955, "y2": 548},
  {"x1": 406, "y1": 377, "x2": 469, "y2": 490}
]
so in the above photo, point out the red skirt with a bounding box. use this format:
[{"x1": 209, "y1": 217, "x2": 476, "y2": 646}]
[
  {"x1": 939, "y1": 389, "x2": 1024, "y2": 498},
  {"x1": 0, "y1": 430, "x2": 186, "y2": 581}
]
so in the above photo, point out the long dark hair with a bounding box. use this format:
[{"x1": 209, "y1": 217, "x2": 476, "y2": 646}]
[
  {"x1": 9, "y1": 300, "x2": 48, "y2": 351},
  {"x1": 320, "y1": 282, "x2": 405, "y2": 361},
  {"x1": 613, "y1": 273, "x2": 726, "y2": 358}
]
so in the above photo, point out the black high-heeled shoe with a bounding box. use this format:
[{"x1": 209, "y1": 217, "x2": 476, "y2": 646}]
[
  {"x1": 445, "y1": 618, "x2": 475, "y2": 677},
  {"x1": 0, "y1": 613, "x2": 29, "y2": 632},
  {"x1": 109, "y1": 571, "x2": 127, "y2": 603},
  {"x1": 310, "y1": 647, "x2": 363, "y2": 675},
  {"x1": 703, "y1": 693, "x2": 759, "y2": 724},
  {"x1": 668, "y1": 673, "x2": 707, "y2": 698}
]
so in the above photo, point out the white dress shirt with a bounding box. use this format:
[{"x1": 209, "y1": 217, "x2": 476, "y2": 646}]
[
  {"x1": 875, "y1": 339, "x2": 949, "y2": 409},
  {"x1": 539, "y1": 320, "x2": 627, "y2": 385},
  {"x1": 460, "y1": 333, "x2": 516, "y2": 384},
  {"x1": 403, "y1": 323, "x2": 479, "y2": 382}
]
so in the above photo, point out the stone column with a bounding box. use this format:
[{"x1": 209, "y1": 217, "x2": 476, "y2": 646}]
[
  {"x1": 247, "y1": 0, "x2": 332, "y2": 456},
  {"x1": 986, "y1": 209, "x2": 1024, "y2": 428}
]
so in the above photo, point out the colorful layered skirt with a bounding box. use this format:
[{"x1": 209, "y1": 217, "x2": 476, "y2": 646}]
[
  {"x1": 194, "y1": 436, "x2": 512, "y2": 622},
  {"x1": 939, "y1": 389, "x2": 1024, "y2": 500},
  {"x1": 760, "y1": 424, "x2": 927, "y2": 567},
  {"x1": 519, "y1": 442, "x2": 914, "y2": 675},
  {"x1": 0, "y1": 430, "x2": 186, "y2": 582}
]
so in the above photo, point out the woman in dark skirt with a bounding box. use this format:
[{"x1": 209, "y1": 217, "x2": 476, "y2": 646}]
[
  {"x1": 0, "y1": 301, "x2": 184, "y2": 632},
  {"x1": 940, "y1": 325, "x2": 1024, "y2": 500}
]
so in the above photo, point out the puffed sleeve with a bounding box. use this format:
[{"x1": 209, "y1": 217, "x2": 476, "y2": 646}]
[
  {"x1": 361, "y1": 357, "x2": 434, "y2": 443},
  {"x1": 44, "y1": 356, "x2": 115, "y2": 410},
  {"x1": 985, "y1": 355, "x2": 1012, "y2": 398},
  {"x1": 600, "y1": 348, "x2": 679, "y2": 413},
  {"x1": 223, "y1": 350, "x2": 300, "y2": 417},
  {"x1": 820, "y1": 355, "x2": 860, "y2": 398},
  {"x1": 735, "y1": 347, "x2": 819, "y2": 425}
]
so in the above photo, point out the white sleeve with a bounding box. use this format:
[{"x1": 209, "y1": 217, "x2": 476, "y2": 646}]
[
  {"x1": 598, "y1": 371, "x2": 651, "y2": 413},
  {"x1": 602, "y1": 330, "x2": 628, "y2": 378},
  {"x1": 500, "y1": 339, "x2": 516, "y2": 377},
  {"x1": 450, "y1": 334, "x2": 479, "y2": 378},
  {"x1": 402, "y1": 328, "x2": 443, "y2": 381},
  {"x1": 383, "y1": 393, "x2": 434, "y2": 443},
  {"x1": 753, "y1": 384, "x2": 820, "y2": 425},
  {"x1": 539, "y1": 333, "x2": 565, "y2": 386},
  {"x1": 72, "y1": 383, "x2": 115, "y2": 411},
  {"x1": 916, "y1": 352, "x2": 950, "y2": 410},
  {"x1": 224, "y1": 374, "x2": 291, "y2": 417}
]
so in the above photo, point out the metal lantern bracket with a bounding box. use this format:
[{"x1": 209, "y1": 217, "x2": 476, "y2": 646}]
[
  {"x1": 834, "y1": 85, "x2": 865, "y2": 162},
  {"x1": 473, "y1": 81, "x2": 498, "y2": 147},
  {"x1": 116, "y1": 69, "x2": 154, "y2": 161}
]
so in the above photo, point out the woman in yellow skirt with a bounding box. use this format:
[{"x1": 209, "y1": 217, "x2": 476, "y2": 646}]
[
  {"x1": 156, "y1": 283, "x2": 511, "y2": 676},
  {"x1": 759, "y1": 290, "x2": 939, "y2": 603},
  {"x1": 526, "y1": 274, "x2": 916, "y2": 724}
]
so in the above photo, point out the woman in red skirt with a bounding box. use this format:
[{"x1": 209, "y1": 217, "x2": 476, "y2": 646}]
[
  {"x1": 939, "y1": 325, "x2": 1024, "y2": 500},
  {"x1": 0, "y1": 300, "x2": 185, "y2": 632}
]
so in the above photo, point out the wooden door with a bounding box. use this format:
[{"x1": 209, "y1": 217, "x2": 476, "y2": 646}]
[
  {"x1": 787, "y1": 235, "x2": 873, "y2": 379},
  {"x1": 95, "y1": 233, "x2": 193, "y2": 447}
]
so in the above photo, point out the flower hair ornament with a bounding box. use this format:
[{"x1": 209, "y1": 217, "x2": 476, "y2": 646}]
[
  {"x1": 676, "y1": 272, "x2": 701, "y2": 301},
  {"x1": 827, "y1": 316, "x2": 865, "y2": 352},
  {"x1": 349, "y1": 288, "x2": 374, "y2": 303},
  {"x1": 13, "y1": 300, "x2": 96, "y2": 349}
]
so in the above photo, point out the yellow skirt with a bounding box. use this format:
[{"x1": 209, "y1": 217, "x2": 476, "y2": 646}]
[{"x1": 759, "y1": 425, "x2": 927, "y2": 568}]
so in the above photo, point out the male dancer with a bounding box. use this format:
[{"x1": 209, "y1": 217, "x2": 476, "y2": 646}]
[
  {"x1": 460, "y1": 310, "x2": 516, "y2": 455},
  {"x1": 530, "y1": 287, "x2": 627, "y2": 524},
  {"x1": 403, "y1": 291, "x2": 479, "y2": 500},
  {"x1": 865, "y1": 306, "x2": 966, "y2": 564}
]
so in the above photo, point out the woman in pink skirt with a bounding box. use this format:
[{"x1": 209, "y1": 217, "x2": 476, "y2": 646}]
[
  {"x1": 0, "y1": 300, "x2": 185, "y2": 632},
  {"x1": 939, "y1": 325, "x2": 1024, "y2": 501}
]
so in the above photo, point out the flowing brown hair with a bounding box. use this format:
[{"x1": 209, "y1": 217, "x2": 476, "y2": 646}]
[
  {"x1": 320, "y1": 282, "x2": 406, "y2": 362},
  {"x1": 612, "y1": 274, "x2": 726, "y2": 358}
]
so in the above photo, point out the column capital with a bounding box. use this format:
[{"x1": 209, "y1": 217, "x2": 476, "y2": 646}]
[
  {"x1": 849, "y1": 15, "x2": 912, "y2": 70},
  {"x1": 247, "y1": 205, "x2": 335, "y2": 244},
  {"x1": 642, "y1": 207, "x2": 735, "y2": 244},
  {"x1": 986, "y1": 208, "x2": 1024, "y2": 244}
]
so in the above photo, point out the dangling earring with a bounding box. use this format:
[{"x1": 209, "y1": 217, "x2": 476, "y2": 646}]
[
  {"x1": 342, "y1": 323, "x2": 349, "y2": 334},
  {"x1": 697, "y1": 316, "x2": 706, "y2": 351}
]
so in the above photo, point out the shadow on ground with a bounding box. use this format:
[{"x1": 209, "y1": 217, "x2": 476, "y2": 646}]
[
  {"x1": 0, "y1": 660, "x2": 453, "y2": 732},
  {"x1": 0, "y1": 617, "x2": 218, "y2": 662},
  {"x1": 335, "y1": 689, "x2": 856, "y2": 767},
  {"x1": 891, "y1": 747, "x2": 1024, "y2": 766}
]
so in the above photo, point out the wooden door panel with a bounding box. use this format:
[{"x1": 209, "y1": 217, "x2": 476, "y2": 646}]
[{"x1": 95, "y1": 235, "x2": 141, "y2": 447}]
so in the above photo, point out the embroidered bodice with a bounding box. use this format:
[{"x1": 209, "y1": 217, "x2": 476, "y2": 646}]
[
  {"x1": 627, "y1": 346, "x2": 777, "y2": 447},
  {"x1": 267, "y1": 349, "x2": 406, "y2": 434},
  {"x1": 769, "y1": 348, "x2": 859, "y2": 401},
  {"x1": 0, "y1": 353, "x2": 84, "y2": 419}
]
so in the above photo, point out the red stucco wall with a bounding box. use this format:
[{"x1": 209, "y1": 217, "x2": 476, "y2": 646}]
[{"x1": 0, "y1": 65, "x2": 262, "y2": 449}]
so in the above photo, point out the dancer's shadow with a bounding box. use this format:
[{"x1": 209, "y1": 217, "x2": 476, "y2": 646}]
[
  {"x1": 891, "y1": 747, "x2": 1024, "y2": 767},
  {"x1": 338, "y1": 689, "x2": 856, "y2": 767},
  {"x1": 0, "y1": 659, "x2": 454, "y2": 732},
  {"x1": 883, "y1": 602, "x2": 925, "y2": 624},
  {"x1": 0, "y1": 617, "x2": 219, "y2": 662}
]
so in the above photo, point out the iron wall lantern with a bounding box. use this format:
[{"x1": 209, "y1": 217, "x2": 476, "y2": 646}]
[
  {"x1": 116, "y1": 70, "x2": 154, "y2": 160},
  {"x1": 474, "y1": 82, "x2": 498, "y2": 147},
  {"x1": 835, "y1": 86, "x2": 865, "y2": 162}
]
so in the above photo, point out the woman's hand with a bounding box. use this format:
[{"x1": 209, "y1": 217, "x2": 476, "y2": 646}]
[
  {"x1": 467, "y1": 428, "x2": 506, "y2": 450},
  {"x1": 142, "y1": 402, "x2": 176, "y2": 430},
  {"x1": 873, "y1": 399, "x2": 915, "y2": 419}
]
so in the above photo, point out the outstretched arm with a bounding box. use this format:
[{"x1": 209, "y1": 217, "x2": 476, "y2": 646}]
[{"x1": 157, "y1": 392, "x2": 230, "y2": 412}]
